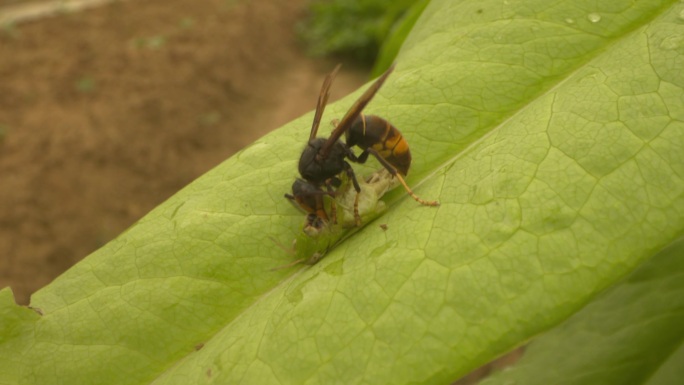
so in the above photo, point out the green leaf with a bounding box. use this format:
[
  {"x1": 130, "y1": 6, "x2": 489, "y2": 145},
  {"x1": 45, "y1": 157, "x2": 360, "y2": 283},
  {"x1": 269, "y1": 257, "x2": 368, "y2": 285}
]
[
  {"x1": 1, "y1": 0, "x2": 683, "y2": 384},
  {"x1": 480, "y1": 236, "x2": 684, "y2": 385},
  {"x1": 371, "y1": 0, "x2": 430, "y2": 77}
]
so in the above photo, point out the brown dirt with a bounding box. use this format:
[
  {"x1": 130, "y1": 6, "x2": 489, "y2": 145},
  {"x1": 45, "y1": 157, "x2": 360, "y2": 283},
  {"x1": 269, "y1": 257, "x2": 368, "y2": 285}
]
[{"x1": 0, "y1": 0, "x2": 368, "y2": 305}]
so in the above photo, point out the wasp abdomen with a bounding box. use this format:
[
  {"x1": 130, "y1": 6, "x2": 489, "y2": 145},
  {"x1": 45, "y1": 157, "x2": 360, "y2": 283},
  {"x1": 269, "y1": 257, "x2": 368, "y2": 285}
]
[{"x1": 346, "y1": 114, "x2": 412, "y2": 176}]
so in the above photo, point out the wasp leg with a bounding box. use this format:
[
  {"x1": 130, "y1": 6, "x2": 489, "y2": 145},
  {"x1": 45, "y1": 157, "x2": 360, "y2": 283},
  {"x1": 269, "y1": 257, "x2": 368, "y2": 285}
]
[
  {"x1": 359, "y1": 148, "x2": 440, "y2": 207},
  {"x1": 323, "y1": 180, "x2": 338, "y2": 224},
  {"x1": 331, "y1": 198, "x2": 338, "y2": 225},
  {"x1": 341, "y1": 161, "x2": 363, "y2": 226}
]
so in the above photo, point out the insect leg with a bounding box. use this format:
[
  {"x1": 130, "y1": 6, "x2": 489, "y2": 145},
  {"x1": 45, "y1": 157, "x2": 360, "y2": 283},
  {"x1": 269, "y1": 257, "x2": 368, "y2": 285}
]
[
  {"x1": 324, "y1": 180, "x2": 338, "y2": 224},
  {"x1": 363, "y1": 148, "x2": 440, "y2": 206},
  {"x1": 341, "y1": 161, "x2": 363, "y2": 226}
]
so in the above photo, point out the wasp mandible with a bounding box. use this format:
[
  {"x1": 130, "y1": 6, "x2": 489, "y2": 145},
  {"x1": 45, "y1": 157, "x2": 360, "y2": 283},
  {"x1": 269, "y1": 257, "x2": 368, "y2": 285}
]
[{"x1": 286, "y1": 64, "x2": 438, "y2": 229}]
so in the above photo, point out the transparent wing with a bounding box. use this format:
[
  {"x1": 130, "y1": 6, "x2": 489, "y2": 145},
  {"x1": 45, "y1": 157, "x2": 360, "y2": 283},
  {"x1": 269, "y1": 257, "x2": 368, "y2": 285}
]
[
  {"x1": 319, "y1": 63, "x2": 395, "y2": 157},
  {"x1": 309, "y1": 64, "x2": 342, "y2": 140}
]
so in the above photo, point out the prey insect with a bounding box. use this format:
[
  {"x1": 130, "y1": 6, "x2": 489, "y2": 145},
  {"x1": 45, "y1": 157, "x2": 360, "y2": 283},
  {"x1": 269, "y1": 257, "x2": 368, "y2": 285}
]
[
  {"x1": 274, "y1": 168, "x2": 398, "y2": 270},
  {"x1": 285, "y1": 64, "x2": 438, "y2": 232}
]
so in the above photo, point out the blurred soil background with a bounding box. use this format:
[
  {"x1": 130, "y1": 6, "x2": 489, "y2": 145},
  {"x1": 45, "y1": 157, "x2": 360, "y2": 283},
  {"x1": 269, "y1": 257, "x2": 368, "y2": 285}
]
[{"x1": 0, "y1": 0, "x2": 369, "y2": 306}]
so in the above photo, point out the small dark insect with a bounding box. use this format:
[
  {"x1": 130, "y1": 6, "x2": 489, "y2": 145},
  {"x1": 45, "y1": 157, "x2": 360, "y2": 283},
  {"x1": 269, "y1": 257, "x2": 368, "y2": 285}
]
[
  {"x1": 286, "y1": 64, "x2": 438, "y2": 230},
  {"x1": 379, "y1": 224, "x2": 388, "y2": 231}
]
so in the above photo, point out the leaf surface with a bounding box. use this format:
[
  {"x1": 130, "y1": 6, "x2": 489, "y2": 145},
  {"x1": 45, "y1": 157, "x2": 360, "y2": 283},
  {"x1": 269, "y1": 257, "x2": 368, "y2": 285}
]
[
  {"x1": 481, "y1": 237, "x2": 684, "y2": 385},
  {"x1": 1, "y1": 0, "x2": 683, "y2": 384}
]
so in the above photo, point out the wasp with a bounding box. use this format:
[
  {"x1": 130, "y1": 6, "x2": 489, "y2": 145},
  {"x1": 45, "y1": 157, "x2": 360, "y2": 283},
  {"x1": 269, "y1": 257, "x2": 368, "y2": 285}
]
[{"x1": 286, "y1": 64, "x2": 438, "y2": 230}]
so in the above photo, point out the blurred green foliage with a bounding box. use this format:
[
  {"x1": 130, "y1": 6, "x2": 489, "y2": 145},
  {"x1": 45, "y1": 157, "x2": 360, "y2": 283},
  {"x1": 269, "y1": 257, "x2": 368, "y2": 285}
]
[
  {"x1": 371, "y1": 0, "x2": 429, "y2": 76},
  {"x1": 298, "y1": 0, "x2": 424, "y2": 65}
]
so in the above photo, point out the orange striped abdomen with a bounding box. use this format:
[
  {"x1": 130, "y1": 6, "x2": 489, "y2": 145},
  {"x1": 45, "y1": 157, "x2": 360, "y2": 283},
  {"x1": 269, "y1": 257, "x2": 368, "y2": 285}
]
[{"x1": 346, "y1": 114, "x2": 412, "y2": 176}]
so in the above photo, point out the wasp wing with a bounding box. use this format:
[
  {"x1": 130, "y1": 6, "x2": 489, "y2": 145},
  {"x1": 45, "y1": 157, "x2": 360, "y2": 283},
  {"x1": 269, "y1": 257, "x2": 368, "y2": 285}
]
[
  {"x1": 319, "y1": 64, "x2": 395, "y2": 158},
  {"x1": 309, "y1": 64, "x2": 342, "y2": 140}
]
